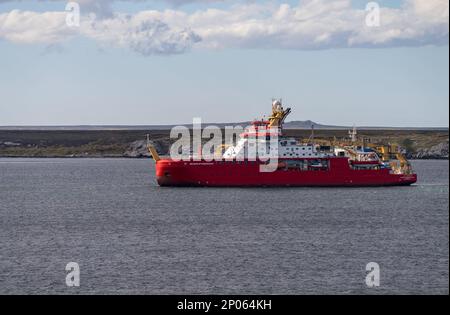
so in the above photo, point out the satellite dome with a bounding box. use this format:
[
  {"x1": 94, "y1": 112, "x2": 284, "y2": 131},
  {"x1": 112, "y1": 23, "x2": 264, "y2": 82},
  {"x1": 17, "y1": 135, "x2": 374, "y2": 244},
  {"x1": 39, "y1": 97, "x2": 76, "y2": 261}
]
[{"x1": 272, "y1": 99, "x2": 282, "y2": 107}]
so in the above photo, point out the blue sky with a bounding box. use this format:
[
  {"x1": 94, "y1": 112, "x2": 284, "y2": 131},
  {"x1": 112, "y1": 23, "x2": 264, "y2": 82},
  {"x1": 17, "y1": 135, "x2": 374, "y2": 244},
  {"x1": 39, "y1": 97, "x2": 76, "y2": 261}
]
[{"x1": 0, "y1": 0, "x2": 448, "y2": 127}]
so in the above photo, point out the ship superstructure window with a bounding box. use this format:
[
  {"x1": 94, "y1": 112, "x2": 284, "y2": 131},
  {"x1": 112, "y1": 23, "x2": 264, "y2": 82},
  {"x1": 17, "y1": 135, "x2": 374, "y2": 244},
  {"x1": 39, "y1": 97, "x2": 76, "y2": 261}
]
[{"x1": 278, "y1": 159, "x2": 329, "y2": 171}]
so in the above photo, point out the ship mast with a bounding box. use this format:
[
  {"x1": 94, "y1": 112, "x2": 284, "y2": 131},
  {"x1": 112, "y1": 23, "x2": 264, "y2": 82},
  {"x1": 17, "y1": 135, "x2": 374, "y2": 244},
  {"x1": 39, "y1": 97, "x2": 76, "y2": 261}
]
[{"x1": 349, "y1": 125, "x2": 357, "y2": 143}]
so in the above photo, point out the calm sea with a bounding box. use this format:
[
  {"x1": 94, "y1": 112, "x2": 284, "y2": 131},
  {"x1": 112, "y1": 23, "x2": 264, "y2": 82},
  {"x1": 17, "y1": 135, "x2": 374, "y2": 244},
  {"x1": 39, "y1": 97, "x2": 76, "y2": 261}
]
[{"x1": 0, "y1": 158, "x2": 448, "y2": 294}]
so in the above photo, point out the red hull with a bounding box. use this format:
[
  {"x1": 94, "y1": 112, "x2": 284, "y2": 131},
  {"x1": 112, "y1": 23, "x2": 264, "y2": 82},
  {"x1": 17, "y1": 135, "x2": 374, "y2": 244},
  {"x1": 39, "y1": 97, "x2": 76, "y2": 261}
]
[{"x1": 155, "y1": 158, "x2": 417, "y2": 187}]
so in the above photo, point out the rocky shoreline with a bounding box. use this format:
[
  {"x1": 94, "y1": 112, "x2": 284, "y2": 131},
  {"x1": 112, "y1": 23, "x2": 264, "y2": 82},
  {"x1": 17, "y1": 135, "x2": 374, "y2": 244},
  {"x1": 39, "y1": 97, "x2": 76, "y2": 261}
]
[
  {"x1": 122, "y1": 140, "x2": 449, "y2": 160},
  {"x1": 408, "y1": 141, "x2": 449, "y2": 160},
  {"x1": 1, "y1": 129, "x2": 448, "y2": 159},
  {"x1": 3, "y1": 139, "x2": 447, "y2": 160}
]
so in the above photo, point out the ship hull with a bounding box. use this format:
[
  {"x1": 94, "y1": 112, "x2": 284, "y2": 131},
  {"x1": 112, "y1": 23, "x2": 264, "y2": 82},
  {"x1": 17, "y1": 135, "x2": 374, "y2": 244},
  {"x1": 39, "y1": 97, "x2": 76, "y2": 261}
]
[{"x1": 155, "y1": 158, "x2": 417, "y2": 187}]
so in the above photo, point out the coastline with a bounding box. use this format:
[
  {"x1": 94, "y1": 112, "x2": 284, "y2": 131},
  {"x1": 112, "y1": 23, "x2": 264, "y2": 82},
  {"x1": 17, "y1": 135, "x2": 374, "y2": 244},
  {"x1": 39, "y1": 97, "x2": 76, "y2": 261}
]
[
  {"x1": 1, "y1": 129, "x2": 448, "y2": 160},
  {"x1": 0, "y1": 155, "x2": 447, "y2": 160}
]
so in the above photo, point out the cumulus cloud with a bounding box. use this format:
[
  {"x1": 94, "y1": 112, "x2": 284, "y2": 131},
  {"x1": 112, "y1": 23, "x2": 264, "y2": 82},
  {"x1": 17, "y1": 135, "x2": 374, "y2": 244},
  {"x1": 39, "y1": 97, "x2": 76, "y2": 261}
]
[
  {"x1": 0, "y1": 0, "x2": 223, "y2": 12},
  {"x1": 0, "y1": 9, "x2": 74, "y2": 44},
  {"x1": 0, "y1": 0, "x2": 448, "y2": 55},
  {"x1": 183, "y1": 0, "x2": 449, "y2": 50},
  {"x1": 0, "y1": 9, "x2": 202, "y2": 54},
  {"x1": 347, "y1": 0, "x2": 450, "y2": 47},
  {"x1": 81, "y1": 12, "x2": 201, "y2": 55},
  {"x1": 61, "y1": 0, "x2": 223, "y2": 17}
]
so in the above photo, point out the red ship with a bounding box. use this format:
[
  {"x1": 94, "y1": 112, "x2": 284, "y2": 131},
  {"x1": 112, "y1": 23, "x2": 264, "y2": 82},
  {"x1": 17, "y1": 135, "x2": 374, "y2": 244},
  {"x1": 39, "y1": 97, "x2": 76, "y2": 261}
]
[{"x1": 148, "y1": 101, "x2": 417, "y2": 187}]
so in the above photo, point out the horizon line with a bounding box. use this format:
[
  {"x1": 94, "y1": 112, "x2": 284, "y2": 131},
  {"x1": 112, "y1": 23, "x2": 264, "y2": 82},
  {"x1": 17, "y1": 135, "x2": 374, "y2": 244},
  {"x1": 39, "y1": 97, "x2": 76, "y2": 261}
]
[{"x1": 0, "y1": 122, "x2": 448, "y2": 130}]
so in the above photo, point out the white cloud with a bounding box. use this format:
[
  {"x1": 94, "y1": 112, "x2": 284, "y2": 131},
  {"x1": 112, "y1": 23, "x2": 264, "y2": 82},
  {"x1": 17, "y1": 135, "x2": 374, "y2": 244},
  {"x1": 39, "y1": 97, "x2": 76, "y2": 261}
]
[
  {"x1": 0, "y1": 9, "x2": 202, "y2": 54},
  {"x1": 348, "y1": 0, "x2": 450, "y2": 47},
  {"x1": 0, "y1": 9, "x2": 73, "y2": 44},
  {"x1": 0, "y1": 1, "x2": 224, "y2": 20},
  {"x1": 0, "y1": 0, "x2": 448, "y2": 55},
  {"x1": 80, "y1": 12, "x2": 201, "y2": 55},
  {"x1": 182, "y1": 0, "x2": 449, "y2": 50}
]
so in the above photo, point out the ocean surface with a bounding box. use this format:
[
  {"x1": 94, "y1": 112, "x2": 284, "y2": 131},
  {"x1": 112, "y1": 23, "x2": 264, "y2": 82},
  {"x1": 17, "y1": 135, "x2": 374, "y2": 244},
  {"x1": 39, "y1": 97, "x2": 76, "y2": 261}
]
[{"x1": 0, "y1": 158, "x2": 448, "y2": 294}]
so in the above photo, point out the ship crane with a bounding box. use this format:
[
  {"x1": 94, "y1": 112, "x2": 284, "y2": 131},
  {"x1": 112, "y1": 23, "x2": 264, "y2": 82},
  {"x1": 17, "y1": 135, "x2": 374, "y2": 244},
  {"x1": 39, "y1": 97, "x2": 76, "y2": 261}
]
[
  {"x1": 268, "y1": 99, "x2": 291, "y2": 128},
  {"x1": 146, "y1": 134, "x2": 160, "y2": 162}
]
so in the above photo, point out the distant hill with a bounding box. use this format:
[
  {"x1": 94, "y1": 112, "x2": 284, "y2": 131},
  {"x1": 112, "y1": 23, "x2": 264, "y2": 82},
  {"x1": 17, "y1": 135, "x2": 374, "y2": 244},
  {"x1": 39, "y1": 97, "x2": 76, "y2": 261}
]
[
  {"x1": 284, "y1": 121, "x2": 449, "y2": 131},
  {"x1": 284, "y1": 120, "x2": 340, "y2": 129},
  {"x1": 0, "y1": 121, "x2": 448, "y2": 131}
]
